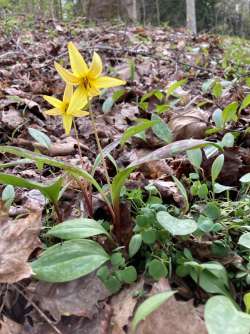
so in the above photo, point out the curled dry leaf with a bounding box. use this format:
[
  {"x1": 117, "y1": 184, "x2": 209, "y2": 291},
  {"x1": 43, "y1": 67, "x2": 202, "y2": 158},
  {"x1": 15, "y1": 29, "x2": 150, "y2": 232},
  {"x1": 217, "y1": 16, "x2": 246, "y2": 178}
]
[
  {"x1": 0, "y1": 201, "x2": 42, "y2": 283},
  {"x1": 168, "y1": 108, "x2": 209, "y2": 140},
  {"x1": 27, "y1": 273, "x2": 110, "y2": 322}
]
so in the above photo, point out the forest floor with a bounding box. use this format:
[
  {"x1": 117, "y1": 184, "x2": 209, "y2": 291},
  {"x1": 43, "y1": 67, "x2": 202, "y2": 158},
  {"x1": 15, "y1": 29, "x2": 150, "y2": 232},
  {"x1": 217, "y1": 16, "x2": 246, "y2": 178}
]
[{"x1": 1, "y1": 17, "x2": 250, "y2": 334}]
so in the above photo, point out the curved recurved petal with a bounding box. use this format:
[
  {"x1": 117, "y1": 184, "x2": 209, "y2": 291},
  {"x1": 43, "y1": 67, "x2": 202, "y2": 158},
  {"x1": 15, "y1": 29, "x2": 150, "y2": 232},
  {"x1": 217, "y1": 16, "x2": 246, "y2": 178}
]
[
  {"x1": 68, "y1": 42, "x2": 88, "y2": 77},
  {"x1": 44, "y1": 108, "x2": 63, "y2": 116},
  {"x1": 70, "y1": 109, "x2": 89, "y2": 117},
  {"x1": 54, "y1": 62, "x2": 81, "y2": 85},
  {"x1": 88, "y1": 52, "x2": 103, "y2": 79},
  {"x1": 63, "y1": 84, "x2": 74, "y2": 103},
  {"x1": 67, "y1": 86, "x2": 88, "y2": 115},
  {"x1": 43, "y1": 95, "x2": 64, "y2": 109},
  {"x1": 94, "y1": 76, "x2": 126, "y2": 89},
  {"x1": 62, "y1": 114, "x2": 73, "y2": 136}
]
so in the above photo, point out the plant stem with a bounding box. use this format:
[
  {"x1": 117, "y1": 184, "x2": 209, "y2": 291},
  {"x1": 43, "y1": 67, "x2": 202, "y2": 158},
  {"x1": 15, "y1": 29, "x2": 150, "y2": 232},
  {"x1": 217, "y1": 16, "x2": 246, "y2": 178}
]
[
  {"x1": 73, "y1": 119, "x2": 93, "y2": 217},
  {"x1": 88, "y1": 98, "x2": 111, "y2": 188}
]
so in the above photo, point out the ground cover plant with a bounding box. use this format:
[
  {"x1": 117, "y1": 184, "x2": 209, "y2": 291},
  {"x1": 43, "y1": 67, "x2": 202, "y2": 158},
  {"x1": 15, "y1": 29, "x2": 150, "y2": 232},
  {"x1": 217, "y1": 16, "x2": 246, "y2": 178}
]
[{"x1": 1, "y1": 16, "x2": 250, "y2": 334}]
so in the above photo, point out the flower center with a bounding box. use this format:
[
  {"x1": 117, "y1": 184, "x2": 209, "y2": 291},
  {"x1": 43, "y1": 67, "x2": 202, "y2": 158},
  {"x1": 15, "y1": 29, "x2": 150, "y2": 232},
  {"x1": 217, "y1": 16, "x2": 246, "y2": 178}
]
[
  {"x1": 64, "y1": 102, "x2": 69, "y2": 113},
  {"x1": 82, "y1": 77, "x2": 91, "y2": 90}
]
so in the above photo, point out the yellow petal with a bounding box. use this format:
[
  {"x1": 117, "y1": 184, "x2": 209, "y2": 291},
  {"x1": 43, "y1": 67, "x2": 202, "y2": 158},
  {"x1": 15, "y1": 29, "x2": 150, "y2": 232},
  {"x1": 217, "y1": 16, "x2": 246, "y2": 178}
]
[
  {"x1": 63, "y1": 84, "x2": 73, "y2": 103},
  {"x1": 94, "y1": 76, "x2": 126, "y2": 89},
  {"x1": 54, "y1": 62, "x2": 81, "y2": 85},
  {"x1": 43, "y1": 95, "x2": 64, "y2": 109},
  {"x1": 70, "y1": 109, "x2": 89, "y2": 117},
  {"x1": 87, "y1": 83, "x2": 101, "y2": 97},
  {"x1": 68, "y1": 42, "x2": 88, "y2": 77},
  {"x1": 62, "y1": 114, "x2": 73, "y2": 136},
  {"x1": 88, "y1": 52, "x2": 103, "y2": 79},
  {"x1": 67, "y1": 86, "x2": 88, "y2": 115},
  {"x1": 44, "y1": 108, "x2": 63, "y2": 116}
]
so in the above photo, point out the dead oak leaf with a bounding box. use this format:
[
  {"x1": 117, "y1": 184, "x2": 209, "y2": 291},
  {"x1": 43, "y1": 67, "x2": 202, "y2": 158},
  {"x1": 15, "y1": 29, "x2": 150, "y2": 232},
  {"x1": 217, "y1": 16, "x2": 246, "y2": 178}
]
[{"x1": 0, "y1": 202, "x2": 42, "y2": 283}]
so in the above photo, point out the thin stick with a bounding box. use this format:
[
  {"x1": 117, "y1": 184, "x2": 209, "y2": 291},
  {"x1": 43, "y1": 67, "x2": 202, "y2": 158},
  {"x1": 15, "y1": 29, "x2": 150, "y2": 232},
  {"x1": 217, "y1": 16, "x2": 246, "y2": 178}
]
[{"x1": 14, "y1": 285, "x2": 62, "y2": 334}]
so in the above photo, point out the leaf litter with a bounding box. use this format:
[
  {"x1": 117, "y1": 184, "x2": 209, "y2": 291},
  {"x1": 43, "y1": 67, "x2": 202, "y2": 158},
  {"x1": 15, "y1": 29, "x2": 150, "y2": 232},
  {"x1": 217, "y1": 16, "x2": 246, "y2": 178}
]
[{"x1": 1, "y1": 17, "x2": 250, "y2": 333}]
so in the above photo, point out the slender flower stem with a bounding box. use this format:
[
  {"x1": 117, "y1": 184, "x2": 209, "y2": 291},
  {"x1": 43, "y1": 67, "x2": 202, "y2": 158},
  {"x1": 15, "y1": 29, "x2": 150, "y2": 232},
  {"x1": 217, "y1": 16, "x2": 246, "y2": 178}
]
[
  {"x1": 88, "y1": 98, "x2": 111, "y2": 188},
  {"x1": 73, "y1": 119, "x2": 93, "y2": 217}
]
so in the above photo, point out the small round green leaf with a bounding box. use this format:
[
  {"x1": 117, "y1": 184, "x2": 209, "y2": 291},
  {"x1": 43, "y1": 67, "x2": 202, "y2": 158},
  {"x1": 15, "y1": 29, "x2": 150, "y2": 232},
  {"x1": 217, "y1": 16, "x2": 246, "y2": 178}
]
[
  {"x1": 129, "y1": 234, "x2": 142, "y2": 258},
  {"x1": 240, "y1": 173, "x2": 250, "y2": 184},
  {"x1": 148, "y1": 259, "x2": 168, "y2": 280},
  {"x1": 238, "y1": 233, "x2": 250, "y2": 249},
  {"x1": 142, "y1": 230, "x2": 157, "y2": 245},
  {"x1": 118, "y1": 266, "x2": 137, "y2": 284}
]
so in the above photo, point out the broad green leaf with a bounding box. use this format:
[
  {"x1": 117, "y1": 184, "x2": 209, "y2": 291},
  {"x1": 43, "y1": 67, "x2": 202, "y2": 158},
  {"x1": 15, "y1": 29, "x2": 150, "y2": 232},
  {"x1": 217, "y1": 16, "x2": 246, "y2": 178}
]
[
  {"x1": 156, "y1": 211, "x2": 197, "y2": 236},
  {"x1": 0, "y1": 158, "x2": 33, "y2": 169},
  {"x1": 0, "y1": 173, "x2": 62, "y2": 203},
  {"x1": 221, "y1": 133, "x2": 234, "y2": 148},
  {"x1": 28, "y1": 128, "x2": 52, "y2": 149},
  {"x1": 102, "y1": 97, "x2": 114, "y2": 113},
  {"x1": 205, "y1": 296, "x2": 250, "y2": 334},
  {"x1": 240, "y1": 94, "x2": 250, "y2": 112},
  {"x1": 151, "y1": 113, "x2": 172, "y2": 143},
  {"x1": 240, "y1": 173, "x2": 250, "y2": 183},
  {"x1": 244, "y1": 293, "x2": 250, "y2": 314},
  {"x1": 172, "y1": 176, "x2": 189, "y2": 213},
  {"x1": 120, "y1": 120, "x2": 159, "y2": 146},
  {"x1": 214, "y1": 183, "x2": 234, "y2": 194},
  {"x1": 166, "y1": 79, "x2": 187, "y2": 98},
  {"x1": 111, "y1": 167, "x2": 134, "y2": 205},
  {"x1": 131, "y1": 291, "x2": 176, "y2": 332},
  {"x1": 222, "y1": 102, "x2": 238, "y2": 123},
  {"x1": 187, "y1": 148, "x2": 202, "y2": 169},
  {"x1": 212, "y1": 108, "x2": 224, "y2": 128},
  {"x1": 0, "y1": 146, "x2": 102, "y2": 194},
  {"x1": 211, "y1": 154, "x2": 224, "y2": 185},
  {"x1": 47, "y1": 218, "x2": 110, "y2": 240},
  {"x1": 2, "y1": 185, "x2": 15, "y2": 207},
  {"x1": 129, "y1": 234, "x2": 142, "y2": 258},
  {"x1": 118, "y1": 266, "x2": 137, "y2": 284},
  {"x1": 238, "y1": 232, "x2": 250, "y2": 249},
  {"x1": 129, "y1": 139, "x2": 220, "y2": 168},
  {"x1": 212, "y1": 81, "x2": 222, "y2": 98},
  {"x1": 31, "y1": 239, "x2": 110, "y2": 282}
]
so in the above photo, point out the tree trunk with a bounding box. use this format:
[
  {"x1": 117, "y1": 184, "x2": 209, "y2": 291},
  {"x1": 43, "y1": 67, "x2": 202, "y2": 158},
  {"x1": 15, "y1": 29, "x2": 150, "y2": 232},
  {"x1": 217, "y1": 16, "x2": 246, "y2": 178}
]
[
  {"x1": 186, "y1": 0, "x2": 197, "y2": 34},
  {"x1": 87, "y1": 0, "x2": 119, "y2": 20}
]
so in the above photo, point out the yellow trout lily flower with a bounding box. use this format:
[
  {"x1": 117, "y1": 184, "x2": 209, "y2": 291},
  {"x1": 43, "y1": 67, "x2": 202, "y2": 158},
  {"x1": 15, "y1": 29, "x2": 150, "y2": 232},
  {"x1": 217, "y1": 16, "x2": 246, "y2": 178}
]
[
  {"x1": 54, "y1": 42, "x2": 126, "y2": 98},
  {"x1": 43, "y1": 84, "x2": 89, "y2": 135}
]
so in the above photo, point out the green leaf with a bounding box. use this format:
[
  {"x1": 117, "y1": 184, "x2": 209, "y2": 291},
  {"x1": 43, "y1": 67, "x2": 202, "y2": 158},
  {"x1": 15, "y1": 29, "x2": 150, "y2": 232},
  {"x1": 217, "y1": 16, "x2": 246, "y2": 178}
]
[
  {"x1": 148, "y1": 259, "x2": 168, "y2": 280},
  {"x1": 47, "y1": 218, "x2": 110, "y2": 240},
  {"x1": 28, "y1": 128, "x2": 52, "y2": 149},
  {"x1": 187, "y1": 148, "x2": 202, "y2": 169},
  {"x1": 0, "y1": 173, "x2": 62, "y2": 203},
  {"x1": 2, "y1": 184, "x2": 15, "y2": 208},
  {"x1": 118, "y1": 266, "x2": 137, "y2": 284},
  {"x1": 203, "y1": 202, "x2": 221, "y2": 220},
  {"x1": 151, "y1": 113, "x2": 173, "y2": 144},
  {"x1": 31, "y1": 239, "x2": 110, "y2": 282},
  {"x1": 212, "y1": 108, "x2": 224, "y2": 128},
  {"x1": 166, "y1": 79, "x2": 187, "y2": 98},
  {"x1": 120, "y1": 120, "x2": 159, "y2": 146},
  {"x1": 156, "y1": 211, "x2": 197, "y2": 236},
  {"x1": 240, "y1": 173, "x2": 250, "y2": 183},
  {"x1": 240, "y1": 94, "x2": 250, "y2": 112},
  {"x1": 111, "y1": 167, "x2": 134, "y2": 206},
  {"x1": 244, "y1": 292, "x2": 250, "y2": 314},
  {"x1": 142, "y1": 229, "x2": 156, "y2": 245},
  {"x1": 0, "y1": 146, "x2": 102, "y2": 195},
  {"x1": 111, "y1": 252, "x2": 125, "y2": 268},
  {"x1": 129, "y1": 234, "x2": 142, "y2": 258},
  {"x1": 221, "y1": 133, "x2": 234, "y2": 148},
  {"x1": 222, "y1": 102, "x2": 239, "y2": 123},
  {"x1": 172, "y1": 176, "x2": 189, "y2": 213},
  {"x1": 211, "y1": 154, "x2": 224, "y2": 185},
  {"x1": 238, "y1": 233, "x2": 250, "y2": 249},
  {"x1": 205, "y1": 296, "x2": 250, "y2": 334},
  {"x1": 212, "y1": 81, "x2": 222, "y2": 98},
  {"x1": 213, "y1": 183, "x2": 233, "y2": 194},
  {"x1": 131, "y1": 291, "x2": 176, "y2": 332},
  {"x1": 102, "y1": 97, "x2": 114, "y2": 113}
]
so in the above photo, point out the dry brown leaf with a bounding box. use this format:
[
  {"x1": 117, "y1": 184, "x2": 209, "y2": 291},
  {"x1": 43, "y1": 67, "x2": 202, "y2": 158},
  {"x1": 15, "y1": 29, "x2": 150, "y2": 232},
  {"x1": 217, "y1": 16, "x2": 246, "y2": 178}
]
[
  {"x1": 0, "y1": 316, "x2": 23, "y2": 334},
  {"x1": 27, "y1": 273, "x2": 110, "y2": 322},
  {"x1": 168, "y1": 107, "x2": 209, "y2": 140},
  {"x1": 110, "y1": 279, "x2": 144, "y2": 334},
  {"x1": 0, "y1": 202, "x2": 42, "y2": 283},
  {"x1": 136, "y1": 279, "x2": 207, "y2": 334}
]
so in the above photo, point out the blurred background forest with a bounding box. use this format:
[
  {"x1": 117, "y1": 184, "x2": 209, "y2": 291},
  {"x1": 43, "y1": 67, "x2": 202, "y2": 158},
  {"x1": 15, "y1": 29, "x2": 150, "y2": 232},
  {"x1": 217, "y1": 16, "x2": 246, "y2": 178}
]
[{"x1": 0, "y1": 0, "x2": 250, "y2": 37}]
